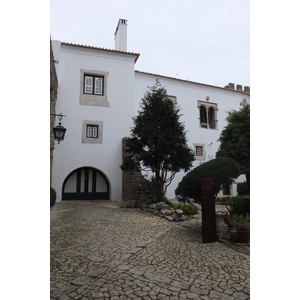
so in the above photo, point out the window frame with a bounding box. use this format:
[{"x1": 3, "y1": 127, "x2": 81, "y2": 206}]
[
  {"x1": 195, "y1": 145, "x2": 203, "y2": 156},
  {"x1": 82, "y1": 120, "x2": 103, "y2": 144},
  {"x1": 80, "y1": 69, "x2": 109, "y2": 107},
  {"x1": 193, "y1": 143, "x2": 206, "y2": 161},
  {"x1": 83, "y1": 74, "x2": 104, "y2": 96},
  {"x1": 86, "y1": 124, "x2": 99, "y2": 138},
  {"x1": 198, "y1": 100, "x2": 218, "y2": 130}
]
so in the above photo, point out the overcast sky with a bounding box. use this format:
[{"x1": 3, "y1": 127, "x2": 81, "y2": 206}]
[{"x1": 50, "y1": 0, "x2": 249, "y2": 89}]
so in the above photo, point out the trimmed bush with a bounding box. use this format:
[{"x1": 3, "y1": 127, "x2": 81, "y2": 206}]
[
  {"x1": 175, "y1": 157, "x2": 240, "y2": 203},
  {"x1": 229, "y1": 195, "x2": 250, "y2": 216},
  {"x1": 237, "y1": 181, "x2": 249, "y2": 195},
  {"x1": 50, "y1": 186, "x2": 57, "y2": 208}
]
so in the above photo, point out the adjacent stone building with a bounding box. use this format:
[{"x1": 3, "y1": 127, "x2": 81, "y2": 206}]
[{"x1": 50, "y1": 39, "x2": 58, "y2": 185}]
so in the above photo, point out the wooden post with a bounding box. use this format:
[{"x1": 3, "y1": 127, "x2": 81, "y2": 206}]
[{"x1": 201, "y1": 177, "x2": 217, "y2": 243}]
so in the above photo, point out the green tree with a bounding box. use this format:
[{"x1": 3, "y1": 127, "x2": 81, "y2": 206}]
[
  {"x1": 175, "y1": 157, "x2": 241, "y2": 203},
  {"x1": 121, "y1": 80, "x2": 194, "y2": 202},
  {"x1": 216, "y1": 104, "x2": 250, "y2": 191}
]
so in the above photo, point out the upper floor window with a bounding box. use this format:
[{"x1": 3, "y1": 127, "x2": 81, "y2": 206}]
[
  {"x1": 198, "y1": 100, "x2": 218, "y2": 130},
  {"x1": 208, "y1": 107, "x2": 215, "y2": 129},
  {"x1": 84, "y1": 75, "x2": 104, "y2": 95},
  {"x1": 200, "y1": 106, "x2": 208, "y2": 128},
  {"x1": 80, "y1": 69, "x2": 109, "y2": 107}
]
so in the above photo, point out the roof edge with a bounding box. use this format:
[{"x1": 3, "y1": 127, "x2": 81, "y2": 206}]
[
  {"x1": 60, "y1": 41, "x2": 140, "y2": 63},
  {"x1": 135, "y1": 70, "x2": 250, "y2": 96}
]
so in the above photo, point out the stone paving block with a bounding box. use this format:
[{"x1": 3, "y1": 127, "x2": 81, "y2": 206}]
[
  {"x1": 170, "y1": 279, "x2": 190, "y2": 290},
  {"x1": 143, "y1": 270, "x2": 172, "y2": 284},
  {"x1": 51, "y1": 202, "x2": 250, "y2": 299}
]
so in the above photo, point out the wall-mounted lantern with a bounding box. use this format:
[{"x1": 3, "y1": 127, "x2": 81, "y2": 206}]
[{"x1": 51, "y1": 113, "x2": 66, "y2": 144}]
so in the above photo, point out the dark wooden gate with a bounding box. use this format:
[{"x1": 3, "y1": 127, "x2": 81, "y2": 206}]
[{"x1": 62, "y1": 167, "x2": 110, "y2": 200}]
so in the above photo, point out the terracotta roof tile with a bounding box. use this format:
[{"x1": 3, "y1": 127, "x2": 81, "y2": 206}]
[
  {"x1": 61, "y1": 42, "x2": 140, "y2": 63},
  {"x1": 135, "y1": 70, "x2": 250, "y2": 95}
]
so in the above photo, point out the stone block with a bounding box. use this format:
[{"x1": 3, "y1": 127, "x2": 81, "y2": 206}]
[{"x1": 161, "y1": 209, "x2": 174, "y2": 216}]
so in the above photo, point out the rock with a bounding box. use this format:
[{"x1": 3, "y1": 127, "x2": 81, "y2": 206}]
[
  {"x1": 173, "y1": 209, "x2": 185, "y2": 222},
  {"x1": 175, "y1": 209, "x2": 183, "y2": 217},
  {"x1": 160, "y1": 209, "x2": 174, "y2": 216},
  {"x1": 156, "y1": 202, "x2": 168, "y2": 211},
  {"x1": 149, "y1": 204, "x2": 157, "y2": 210},
  {"x1": 138, "y1": 202, "x2": 149, "y2": 210}
]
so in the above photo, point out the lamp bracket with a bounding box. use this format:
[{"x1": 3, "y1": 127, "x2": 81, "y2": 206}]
[{"x1": 50, "y1": 113, "x2": 66, "y2": 124}]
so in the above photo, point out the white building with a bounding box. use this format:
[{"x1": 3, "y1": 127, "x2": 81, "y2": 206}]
[{"x1": 51, "y1": 19, "x2": 249, "y2": 202}]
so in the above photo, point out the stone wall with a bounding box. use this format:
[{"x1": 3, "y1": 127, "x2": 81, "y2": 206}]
[
  {"x1": 50, "y1": 40, "x2": 58, "y2": 185},
  {"x1": 122, "y1": 137, "x2": 152, "y2": 205},
  {"x1": 224, "y1": 82, "x2": 250, "y2": 94}
]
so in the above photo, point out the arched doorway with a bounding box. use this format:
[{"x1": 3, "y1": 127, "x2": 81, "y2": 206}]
[{"x1": 62, "y1": 167, "x2": 110, "y2": 200}]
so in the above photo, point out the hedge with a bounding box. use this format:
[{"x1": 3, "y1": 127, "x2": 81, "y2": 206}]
[
  {"x1": 229, "y1": 195, "x2": 250, "y2": 216},
  {"x1": 237, "y1": 181, "x2": 249, "y2": 195}
]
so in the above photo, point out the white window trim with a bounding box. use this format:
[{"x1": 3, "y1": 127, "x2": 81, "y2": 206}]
[
  {"x1": 80, "y1": 69, "x2": 109, "y2": 107},
  {"x1": 193, "y1": 143, "x2": 206, "y2": 161},
  {"x1": 82, "y1": 120, "x2": 103, "y2": 144}
]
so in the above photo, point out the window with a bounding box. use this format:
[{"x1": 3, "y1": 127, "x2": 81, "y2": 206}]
[
  {"x1": 198, "y1": 101, "x2": 218, "y2": 129},
  {"x1": 208, "y1": 107, "x2": 215, "y2": 129},
  {"x1": 80, "y1": 69, "x2": 109, "y2": 107},
  {"x1": 222, "y1": 183, "x2": 231, "y2": 195},
  {"x1": 195, "y1": 145, "x2": 203, "y2": 156},
  {"x1": 194, "y1": 143, "x2": 206, "y2": 161},
  {"x1": 82, "y1": 120, "x2": 103, "y2": 144},
  {"x1": 200, "y1": 106, "x2": 208, "y2": 128},
  {"x1": 84, "y1": 75, "x2": 104, "y2": 95},
  {"x1": 86, "y1": 125, "x2": 98, "y2": 138}
]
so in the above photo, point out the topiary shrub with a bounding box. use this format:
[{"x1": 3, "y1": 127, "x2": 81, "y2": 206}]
[
  {"x1": 50, "y1": 186, "x2": 57, "y2": 208},
  {"x1": 229, "y1": 195, "x2": 250, "y2": 216},
  {"x1": 237, "y1": 181, "x2": 249, "y2": 195},
  {"x1": 175, "y1": 157, "x2": 240, "y2": 203}
]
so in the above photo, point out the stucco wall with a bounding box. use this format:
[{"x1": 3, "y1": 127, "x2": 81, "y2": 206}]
[
  {"x1": 51, "y1": 42, "x2": 136, "y2": 201},
  {"x1": 134, "y1": 72, "x2": 250, "y2": 198},
  {"x1": 51, "y1": 40, "x2": 249, "y2": 202}
]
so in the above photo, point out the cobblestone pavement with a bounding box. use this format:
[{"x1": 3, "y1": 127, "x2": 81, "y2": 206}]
[{"x1": 50, "y1": 201, "x2": 250, "y2": 299}]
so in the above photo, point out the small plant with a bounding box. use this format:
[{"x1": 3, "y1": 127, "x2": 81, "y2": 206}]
[
  {"x1": 173, "y1": 202, "x2": 198, "y2": 215},
  {"x1": 162, "y1": 197, "x2": 198, "y2": 215},
  {"x1": 232, "y1": 213, "x2": 250, "y2": 230},
  {"x1": 230, "y1": 196, "x2": 250, "y2": 215},
  {"x1": 215, "y1": 195, "x2": 230, "y2": 204}
]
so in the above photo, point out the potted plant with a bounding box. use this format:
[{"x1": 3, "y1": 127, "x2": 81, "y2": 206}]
[
  {"x1": 232, "y1": 213, "x2": 250, "y2": 243},
  {"x1": 222, "y1": 206, "x2": 234, "y2": 229}
]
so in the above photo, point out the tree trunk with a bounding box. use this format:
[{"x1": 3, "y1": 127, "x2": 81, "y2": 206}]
[{"x1": 155, "y1": 171, "x2": 162, "y2": 202}]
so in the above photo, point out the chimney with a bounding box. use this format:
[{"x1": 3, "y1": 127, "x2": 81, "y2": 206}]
[{"x1": 114, "y1": 19, "x2": 127, "y2": 51}]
